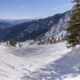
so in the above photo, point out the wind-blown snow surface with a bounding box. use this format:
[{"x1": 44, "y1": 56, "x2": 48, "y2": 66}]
[{"x1": 0, "y1": 42, "x2": 80, "y2": 80}]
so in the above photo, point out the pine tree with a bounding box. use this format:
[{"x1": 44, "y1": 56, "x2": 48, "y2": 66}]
[
  {"x1": 9, "y1": 39, "x2": 17, "y2": 46},
  {"x1": 66, "y1": 0, "x2": 80, "y2": 47}
]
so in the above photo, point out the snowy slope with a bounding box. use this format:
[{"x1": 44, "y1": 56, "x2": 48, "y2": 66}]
[
  {"x1": 44, "y1": 11, "x2": 70, "y2": 41},
  {"x1": 0, "y1": 42, "x2": 80, "y2": 80}
]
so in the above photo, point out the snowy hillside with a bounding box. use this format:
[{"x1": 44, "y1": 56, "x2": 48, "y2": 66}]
[
  {"x1": 0, "y1": 42, "x2": 80, "y2": 80},
  {"x1": 44, "y1": 11, "x2": 70, "y2": 41},
  {"x1": 0, "y1": 12, "x2": 68, "y2": 41}
]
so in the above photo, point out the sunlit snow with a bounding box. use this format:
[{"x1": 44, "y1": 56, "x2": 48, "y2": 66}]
[{"x1": 0, "y1": 42, "x2": 80, "y2": 80}]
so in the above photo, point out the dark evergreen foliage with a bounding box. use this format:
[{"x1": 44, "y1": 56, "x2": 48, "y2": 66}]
[
  {"x1": 9, "y1": 39, "x2": 16, "y2": 46},
  {"x1": 66, "y1": 0, "x2": 80, "y2": 47}
]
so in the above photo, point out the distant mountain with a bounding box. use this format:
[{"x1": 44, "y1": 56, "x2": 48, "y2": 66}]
[
  {"x1": 44, "y1": 11, "x2": 70, "y2": 41},
  {"x1": 0, "y1": 19, "x2": 34, "y2": 25},
  {"x1": 0, "y1": 11, "x2": 70, "y2": 41},
  {"x1": 0, "y1": 22, "x2": 13, "y2": 31},
  {"x1": 0, "y1": 19, "x2": 34, "y2": 32}
]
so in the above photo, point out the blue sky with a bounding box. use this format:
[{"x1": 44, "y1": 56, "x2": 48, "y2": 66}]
[{"x1": 0, "y1": 0, "x2": 73, "y2": 19}]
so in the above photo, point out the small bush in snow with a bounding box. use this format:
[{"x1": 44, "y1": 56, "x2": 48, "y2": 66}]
[{"x1": 9, "y1": 39, "x2": 17, "y2": 46}]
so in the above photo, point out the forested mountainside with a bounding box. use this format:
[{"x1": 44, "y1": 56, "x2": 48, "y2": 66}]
[
  {"x1": 0, "y1": 22, "x2": 13, "y2": 31},
  {"x1": 0, "y1": 11, "x2": 70, "y2": 41}
]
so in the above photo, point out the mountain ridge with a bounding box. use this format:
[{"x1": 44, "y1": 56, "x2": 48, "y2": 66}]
[
  {"x1": 0, "y1": 19, "x2": 34, "y2": 25},
  {"x1": 0, "y1": 11, "x2": 70, "y2": 41}
]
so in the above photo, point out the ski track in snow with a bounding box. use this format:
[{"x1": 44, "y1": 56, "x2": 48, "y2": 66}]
[{"x1": 0, "y1": 42, "x2": 80, "y2": 80}]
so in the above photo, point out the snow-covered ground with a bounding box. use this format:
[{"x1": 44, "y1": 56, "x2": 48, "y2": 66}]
[{"x1": 0, "y1": 42, "x2": 80, "y2": 80}]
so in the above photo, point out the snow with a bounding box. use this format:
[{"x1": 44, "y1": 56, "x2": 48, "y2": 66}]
[
  {"x1": 44, "y1": 11, "x2": 70, "y2": 41},
  {"x1": 0, "y1": 42, "x2": 80, "y2": 80},
  {"x1": 54, "y1": 31, "x2": 68, "y2": 41},
  {"x1": 63, "y1": 75, "x2": 80, "y2": 80}
]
